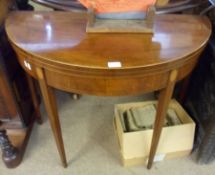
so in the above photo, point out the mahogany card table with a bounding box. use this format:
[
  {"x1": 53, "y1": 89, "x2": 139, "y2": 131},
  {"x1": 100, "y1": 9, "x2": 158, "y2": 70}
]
[{"x1": 5, "y1": 11, "x2": 211, "y2": 168}]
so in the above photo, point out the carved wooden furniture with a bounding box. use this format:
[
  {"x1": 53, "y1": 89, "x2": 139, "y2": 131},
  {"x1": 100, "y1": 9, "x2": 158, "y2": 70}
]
[
  {"x1": 0, "y1": 0, "x2": 42, "y2": 168},
  {"x1": 5, "y1": 11, "x2": 211, "y2": 168},
  {"x1": 0, "y1": 31, "x2": 42, "y2": 168}
]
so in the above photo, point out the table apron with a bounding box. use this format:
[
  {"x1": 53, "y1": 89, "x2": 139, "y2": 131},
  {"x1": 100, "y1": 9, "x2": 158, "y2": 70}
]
[
  {"x1": 14, "y1": 47, "x2": 202, "y2": 96},
  {"x1": 44, "y1": 57, "x2": 199, "y2": 96}
]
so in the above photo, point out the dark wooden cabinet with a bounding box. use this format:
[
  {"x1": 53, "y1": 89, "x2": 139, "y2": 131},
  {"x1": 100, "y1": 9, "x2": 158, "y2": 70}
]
[
  {"x1": 0, "y1": 0, "x2": 41, "y2": 168},
  {"x1": 0, "y1": 29, "x2": 34, "y2": 127},
  {"x1": 0, "y1": 58, "x2": 18, "y2": 121}
]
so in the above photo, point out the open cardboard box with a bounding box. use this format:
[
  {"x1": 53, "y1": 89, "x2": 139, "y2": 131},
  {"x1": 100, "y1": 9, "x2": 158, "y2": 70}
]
[{"x1": 114, "y1": 99, "x2": 195, "y2": 166}]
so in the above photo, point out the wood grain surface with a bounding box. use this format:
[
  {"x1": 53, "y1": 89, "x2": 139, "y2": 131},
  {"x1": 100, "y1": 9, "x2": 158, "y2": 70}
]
[{"x1": 5, "y1": 12, "x2": 211, "y2": 96}]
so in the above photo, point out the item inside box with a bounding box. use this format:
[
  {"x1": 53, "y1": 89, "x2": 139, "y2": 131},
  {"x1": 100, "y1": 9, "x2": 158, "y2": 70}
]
[{"x1": 118, "y1": 104, "x2": 182, "y2": 132}]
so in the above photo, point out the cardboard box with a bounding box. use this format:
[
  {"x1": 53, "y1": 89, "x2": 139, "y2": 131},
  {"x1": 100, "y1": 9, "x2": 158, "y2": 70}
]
[{"x1": 114, "y1": 100, "x2": 195, "y2": 166}]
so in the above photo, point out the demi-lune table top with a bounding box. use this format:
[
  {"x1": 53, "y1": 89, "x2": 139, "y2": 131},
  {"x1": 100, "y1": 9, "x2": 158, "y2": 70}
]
[{"x1": 6, "y1": 12, "x2": 211, "y2": 70}]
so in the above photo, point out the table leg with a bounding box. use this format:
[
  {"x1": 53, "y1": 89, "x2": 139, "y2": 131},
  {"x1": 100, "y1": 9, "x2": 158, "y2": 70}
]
[
  {"x1": 36, "y1": 67, "x2": 67, "y2": 168},
  {"x1": 147, "y1": 70, "x2": 178, "y2": 169},
  {"x1": 26, "y1": 74, "x2": 43, "y2": 124}
]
